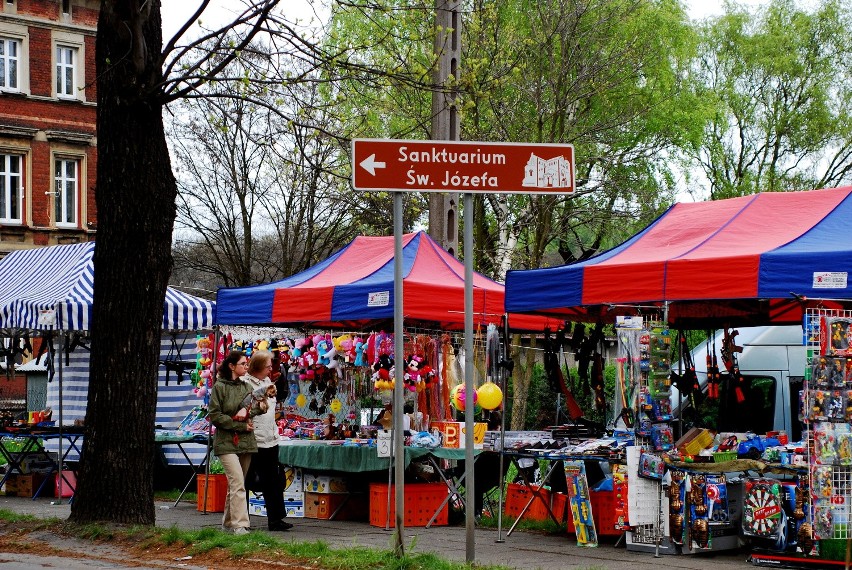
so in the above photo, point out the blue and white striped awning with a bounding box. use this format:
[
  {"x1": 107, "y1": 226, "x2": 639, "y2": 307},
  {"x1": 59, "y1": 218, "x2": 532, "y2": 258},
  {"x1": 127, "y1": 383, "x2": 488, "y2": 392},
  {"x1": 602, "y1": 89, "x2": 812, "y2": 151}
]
[{"x1": 0, "y1": 242, "x2": 214, "y2": 331}]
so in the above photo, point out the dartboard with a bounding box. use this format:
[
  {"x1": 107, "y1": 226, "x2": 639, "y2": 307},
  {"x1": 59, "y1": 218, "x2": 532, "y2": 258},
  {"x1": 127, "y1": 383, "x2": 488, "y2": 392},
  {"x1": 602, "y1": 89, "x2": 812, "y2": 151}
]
[{"x1": 743, "y1": 483, "x2": 784, "y2": 537}]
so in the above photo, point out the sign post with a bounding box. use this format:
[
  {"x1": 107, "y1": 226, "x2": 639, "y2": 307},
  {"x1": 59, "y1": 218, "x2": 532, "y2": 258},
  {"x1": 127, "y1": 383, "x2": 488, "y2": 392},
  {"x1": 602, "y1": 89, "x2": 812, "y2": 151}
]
[{"x1": 352, "y1": 138, "x2": 575, "y2": 563}]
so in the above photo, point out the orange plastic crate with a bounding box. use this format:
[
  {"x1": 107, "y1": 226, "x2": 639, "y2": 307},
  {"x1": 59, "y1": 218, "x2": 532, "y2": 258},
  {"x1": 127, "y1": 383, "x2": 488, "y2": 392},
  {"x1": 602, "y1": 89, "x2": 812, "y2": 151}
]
[
  {"x1": 566, "y1": 489, "x2": 621, "y2": 536},
  {"x1": 504, "y1": 483, "x2": 551, "y2": 521},
  {"x1": 369, "y1": 483, "x2": 449, "y2": 527},
  {"x1": 196, "y1": 474, "x2": 227, "y2": 513}
]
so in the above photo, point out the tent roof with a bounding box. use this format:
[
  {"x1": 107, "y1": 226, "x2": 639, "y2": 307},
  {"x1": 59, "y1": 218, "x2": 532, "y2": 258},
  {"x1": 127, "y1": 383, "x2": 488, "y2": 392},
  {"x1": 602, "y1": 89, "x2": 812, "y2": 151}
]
[
  {"x1": 0, "y1": 242, "x2": 214, "y2": 331},
  {"x1": 505, "y1": 187, "x2": 852, "y2": 327},
  {"x1": 216, "y1": 230, "x2": 556, "y2": 330}
]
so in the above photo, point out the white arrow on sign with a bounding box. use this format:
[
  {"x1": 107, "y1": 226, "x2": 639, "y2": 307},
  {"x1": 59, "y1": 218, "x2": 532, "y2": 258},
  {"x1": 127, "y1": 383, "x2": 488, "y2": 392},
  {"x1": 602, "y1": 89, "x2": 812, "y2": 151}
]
[{"x1": 359, "y1": 154, "x2": 386, "y2": 176}]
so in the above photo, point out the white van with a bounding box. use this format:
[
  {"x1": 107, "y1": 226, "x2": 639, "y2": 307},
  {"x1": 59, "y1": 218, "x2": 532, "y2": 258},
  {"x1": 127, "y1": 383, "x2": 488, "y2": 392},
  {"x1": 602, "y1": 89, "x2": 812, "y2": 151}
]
[{"x1": 672, "y1": 326, "x2": 806, "y2": 441}]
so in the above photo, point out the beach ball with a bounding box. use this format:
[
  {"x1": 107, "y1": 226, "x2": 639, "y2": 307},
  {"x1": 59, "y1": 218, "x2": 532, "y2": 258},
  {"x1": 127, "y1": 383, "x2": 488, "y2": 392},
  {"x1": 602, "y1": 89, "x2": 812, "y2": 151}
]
[
  {"x1": 330, "y1": 399, "x2": 342, "y2": 413},
  {"x1": 477, "y1": 382, "x2": 503, "y2": 410},
  {"x1": 451, "y1": 384, "x2": 478, "y2": 411},
  {"x1": 295, "y1": 393, "x2": 307, "y2": 408}
]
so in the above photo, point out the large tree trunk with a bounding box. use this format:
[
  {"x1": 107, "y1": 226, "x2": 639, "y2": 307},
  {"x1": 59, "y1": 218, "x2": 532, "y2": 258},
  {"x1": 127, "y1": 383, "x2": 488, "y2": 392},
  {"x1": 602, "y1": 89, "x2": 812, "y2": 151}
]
[{"x1": 70, "y1": 0, "x2": 174, "y2": 524}]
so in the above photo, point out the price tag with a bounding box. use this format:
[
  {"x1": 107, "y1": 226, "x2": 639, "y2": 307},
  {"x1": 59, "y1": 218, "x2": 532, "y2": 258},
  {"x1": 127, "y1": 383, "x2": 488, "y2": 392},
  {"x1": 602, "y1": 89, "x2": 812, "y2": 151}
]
[{"x1": 377, "y1": 430, "x2": 392, "y2": 457}]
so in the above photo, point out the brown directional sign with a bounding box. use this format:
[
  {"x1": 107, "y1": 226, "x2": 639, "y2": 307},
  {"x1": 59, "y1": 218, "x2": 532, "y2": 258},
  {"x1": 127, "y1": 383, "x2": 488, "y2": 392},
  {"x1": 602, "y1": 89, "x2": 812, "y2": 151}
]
[{"x1": 352, "y1": 139, "x2": 575, "y2": 194}]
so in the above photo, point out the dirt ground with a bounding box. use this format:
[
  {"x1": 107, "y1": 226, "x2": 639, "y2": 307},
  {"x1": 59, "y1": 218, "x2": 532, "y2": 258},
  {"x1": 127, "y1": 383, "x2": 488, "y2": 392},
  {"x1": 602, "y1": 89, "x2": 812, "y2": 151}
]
[{"x1": 0, "y1": 518, "x2": 317, "y2": 570}]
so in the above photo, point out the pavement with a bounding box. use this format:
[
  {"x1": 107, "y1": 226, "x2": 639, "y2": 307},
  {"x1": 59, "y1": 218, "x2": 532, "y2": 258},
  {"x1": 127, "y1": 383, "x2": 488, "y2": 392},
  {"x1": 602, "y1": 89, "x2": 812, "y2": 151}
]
[{"x1": 0, "y1": 495, "x2": 758, "y2": 570}]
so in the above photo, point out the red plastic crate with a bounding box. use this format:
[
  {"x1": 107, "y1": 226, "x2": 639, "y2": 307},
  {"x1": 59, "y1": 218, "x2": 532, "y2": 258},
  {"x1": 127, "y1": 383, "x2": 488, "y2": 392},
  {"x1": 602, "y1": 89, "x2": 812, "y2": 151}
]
[
  {"x1": 566, "y1": 489, "x2": 621, "y2": 536},
  {"x1": 369, "y1": 483, "x2": 449, "y2": 527},
  {"x1": 504, "y1": 483, "x2": 551, "y2": 521},
  {"x1": 196, "y1": 474, "x2": 227, "y2": 513}
]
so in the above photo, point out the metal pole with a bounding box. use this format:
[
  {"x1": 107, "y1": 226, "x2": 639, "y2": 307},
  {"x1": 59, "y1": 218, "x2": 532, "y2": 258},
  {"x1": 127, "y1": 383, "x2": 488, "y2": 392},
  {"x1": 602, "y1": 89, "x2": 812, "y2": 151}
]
[
  {"x1": 495, "y1": 316, "x2": 509, "y2": 543},
  {"x1": 463, "y1": 191, "x2": 475, "y2": 562},
  {"x1": 56, "y1": 332, "x2": 64, "y2": 504},
  {"x1": 392, "y1": 191, "x2": 405, "y2": 556}
]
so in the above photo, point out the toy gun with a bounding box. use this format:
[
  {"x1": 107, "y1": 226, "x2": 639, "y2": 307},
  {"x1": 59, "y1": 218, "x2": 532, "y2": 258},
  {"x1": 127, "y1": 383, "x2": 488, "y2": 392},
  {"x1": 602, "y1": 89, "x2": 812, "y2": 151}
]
[{"x1": 722, "y1": 328, "x2": 746, "y2": 403}]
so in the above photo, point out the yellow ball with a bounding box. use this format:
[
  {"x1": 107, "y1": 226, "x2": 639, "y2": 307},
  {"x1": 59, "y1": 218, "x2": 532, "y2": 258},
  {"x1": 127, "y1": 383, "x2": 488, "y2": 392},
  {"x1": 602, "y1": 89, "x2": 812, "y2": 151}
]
[
  {"x1": 330, "y1": 399, "x2": 342, "y2": 413},
  {"x1": 477, "y1": 382, "x2": 503, "y2": 410},
  {"x1": 295, "y1": 394, "x2": 307, "y2": 408}
]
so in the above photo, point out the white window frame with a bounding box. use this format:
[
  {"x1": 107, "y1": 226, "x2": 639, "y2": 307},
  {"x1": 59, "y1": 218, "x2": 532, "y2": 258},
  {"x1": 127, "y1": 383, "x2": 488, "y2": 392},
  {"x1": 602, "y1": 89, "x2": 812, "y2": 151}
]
[
  {"x1": 52, "y1": 32, "x2": 84, "y2": 101},
  {"x1": 53, "y1": 157, "x2": 79, "y2": 228},
  {"x1": 0, "y1": 23, "x2": 28, "y2": 94},
  {"x1": 0, "y1": 153, "x2": 23, "y2": 224},
  {"x1": 55, "y1": 45, "x2": 76, "y2": 99},
  {"x1": 0, "y1": 36, "x2": 19, "y2": 91}
]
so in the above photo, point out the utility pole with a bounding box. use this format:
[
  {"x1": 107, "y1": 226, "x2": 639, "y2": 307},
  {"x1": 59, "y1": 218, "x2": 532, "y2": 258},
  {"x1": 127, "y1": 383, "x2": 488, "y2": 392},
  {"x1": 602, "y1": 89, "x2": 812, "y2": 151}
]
[{"x1": 428, "y1": 0, "x2": 460, "y2": 257}]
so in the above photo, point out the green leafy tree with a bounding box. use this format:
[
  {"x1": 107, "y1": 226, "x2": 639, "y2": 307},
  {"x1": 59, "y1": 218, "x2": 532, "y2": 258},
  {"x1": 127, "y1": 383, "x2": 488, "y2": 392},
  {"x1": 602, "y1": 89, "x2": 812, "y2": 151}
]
[{"x1": 689, "y1": 0, "x2": 852, "y2": 199}]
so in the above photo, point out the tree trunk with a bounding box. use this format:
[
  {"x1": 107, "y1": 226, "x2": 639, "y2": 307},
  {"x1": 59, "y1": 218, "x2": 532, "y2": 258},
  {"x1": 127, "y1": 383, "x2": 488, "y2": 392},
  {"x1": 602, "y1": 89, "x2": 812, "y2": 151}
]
[
  {"x1": 510, "y1": 334, "x2": 537, "y2": 430},
  {"x1": 70, "y1": 0, "x2": 174, "y2": 524}
]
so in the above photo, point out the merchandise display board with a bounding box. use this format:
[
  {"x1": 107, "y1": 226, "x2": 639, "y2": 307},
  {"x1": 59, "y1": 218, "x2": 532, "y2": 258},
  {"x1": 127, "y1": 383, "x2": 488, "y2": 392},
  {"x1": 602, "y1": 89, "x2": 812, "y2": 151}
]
[{"x1": 805, "y1": 308, "x2": 852, "y2": 554}]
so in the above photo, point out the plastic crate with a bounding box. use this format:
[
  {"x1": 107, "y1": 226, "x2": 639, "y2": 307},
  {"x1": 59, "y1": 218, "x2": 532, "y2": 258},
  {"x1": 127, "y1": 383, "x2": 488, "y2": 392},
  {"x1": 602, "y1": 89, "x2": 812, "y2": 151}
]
[
  {"x1": 713, "y1": 451, "x2": 737, "y2": 463},
  {"x1": 196, "y1": 474, "x2": 227, "y2": 513},
  {"x1": 566, "y1": 489, "x2": 621, "y2": 537},
  {"x1": 504, "y1": 483, "x2": 551, "y2": 521},
  {"x1": 369, "y1": 483, "x2": 449, "y2": 527}
]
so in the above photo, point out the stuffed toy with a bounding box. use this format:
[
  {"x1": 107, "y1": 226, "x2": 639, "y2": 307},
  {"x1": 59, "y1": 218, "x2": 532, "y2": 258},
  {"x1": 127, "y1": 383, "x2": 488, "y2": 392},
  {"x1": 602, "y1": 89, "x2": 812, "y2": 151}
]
[
  {"x1": 287, "y1": 372, "x2": 301, "y2": 406},
  {"x1": 354, "y1": 337, "x2": 366, "y2": 367},
  {"x1": 372, "y1": 355, "x2": 395, "y2": 391},
  {"x1": 324, "y1": 346, "x2": 342, "y2": 378},
  {"x1": 233, "y1": 383, "x2": 277, "y2": 421}
]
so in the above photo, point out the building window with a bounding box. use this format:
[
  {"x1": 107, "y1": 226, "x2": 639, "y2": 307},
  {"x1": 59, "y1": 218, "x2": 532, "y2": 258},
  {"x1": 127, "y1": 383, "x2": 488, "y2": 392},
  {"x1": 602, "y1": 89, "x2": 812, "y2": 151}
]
[
  {"x1": 56, "y1": 45, "x2": 76, "y2": 98},
  {"x1": 61, "y1": 0, "x2": 70, "y2": 14},
  {"x1": 54, "y1": 158, "x2": 78, "y2": 227},
  {"x1": 0, "y1": 37, "x2": 19, "y2": 91},
  {"x1": 0, "y1": 154, "x2": 22, "y2": 224}
]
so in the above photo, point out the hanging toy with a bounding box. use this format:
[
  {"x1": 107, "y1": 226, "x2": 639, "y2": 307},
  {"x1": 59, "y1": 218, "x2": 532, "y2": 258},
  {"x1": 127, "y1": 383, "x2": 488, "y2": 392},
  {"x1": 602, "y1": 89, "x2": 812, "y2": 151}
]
[
  {"x1": 354, "y1": 337, "x2": 366, "y2": 367},
  {"x1": 451, "y1": 384, "x2": 478, "y2": 411},
  {"x1": 477, "y1": 382, "x2": 503, "y2": 410}
]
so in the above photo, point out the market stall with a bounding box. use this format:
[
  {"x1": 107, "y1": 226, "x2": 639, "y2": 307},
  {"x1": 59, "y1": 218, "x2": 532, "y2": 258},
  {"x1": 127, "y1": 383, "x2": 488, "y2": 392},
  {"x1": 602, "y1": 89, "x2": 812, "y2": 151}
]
[
  {"x1": 212, "y1": 231, "x2": 554, "y2": 525},
  {"x1": 0, "y1": 242, "x2": 215, "y2": 487},
  {"x1": 504, "y1": 188, "x2": 852, "y2": 564}
]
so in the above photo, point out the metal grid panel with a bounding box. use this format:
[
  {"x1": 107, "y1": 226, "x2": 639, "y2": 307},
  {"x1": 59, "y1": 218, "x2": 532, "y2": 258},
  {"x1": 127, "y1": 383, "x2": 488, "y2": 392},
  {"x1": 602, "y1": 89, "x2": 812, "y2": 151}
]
[{"x1": 806, "y1": 308, "x2": 852, "y2": 540}]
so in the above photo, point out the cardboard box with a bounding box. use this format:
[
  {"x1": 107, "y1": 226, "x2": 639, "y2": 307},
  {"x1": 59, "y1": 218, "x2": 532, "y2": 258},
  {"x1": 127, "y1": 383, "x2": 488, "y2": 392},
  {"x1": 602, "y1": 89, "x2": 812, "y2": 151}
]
[
  {"x1": 675, "y1": 427, "x2": 714, "y2": 456},
  {"x1": 4, "y1": 473, "x2": 48, "y2": 497},
  {"x1": 285, "y1": 498, "x2": 304, "y2": 518},
  {"x1": 303, "y1": 473, "x2": 347, "y2": 494},
  {"x1": 430, "y1": 421, "x2": 486, "y2": 449},
  {"x1": 248, "y1": 497, "x2": 267, "y2": 517},
  {"x1": 283, "y1": 466, "x2": 303, "y2": 494},
  {"x1": 305, "y1": 492, "x2": 351, "y2": 519}
]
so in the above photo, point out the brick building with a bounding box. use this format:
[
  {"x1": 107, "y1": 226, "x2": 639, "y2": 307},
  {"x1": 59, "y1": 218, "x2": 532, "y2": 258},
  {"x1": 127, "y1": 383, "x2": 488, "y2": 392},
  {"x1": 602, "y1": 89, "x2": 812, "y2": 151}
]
[{"x1": 0, "y1": 0, "x2": 99, "y2": 257}]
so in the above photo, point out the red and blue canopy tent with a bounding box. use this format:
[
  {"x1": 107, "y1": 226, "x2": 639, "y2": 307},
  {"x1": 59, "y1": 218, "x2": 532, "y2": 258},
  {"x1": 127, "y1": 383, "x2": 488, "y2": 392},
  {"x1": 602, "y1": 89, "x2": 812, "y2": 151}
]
[
  {"x1": 505, "y1": 188, "x2": 852, "y2": 327},
  {"x1": 216, "y1": 230, "x2": 556, "y2": 331}
]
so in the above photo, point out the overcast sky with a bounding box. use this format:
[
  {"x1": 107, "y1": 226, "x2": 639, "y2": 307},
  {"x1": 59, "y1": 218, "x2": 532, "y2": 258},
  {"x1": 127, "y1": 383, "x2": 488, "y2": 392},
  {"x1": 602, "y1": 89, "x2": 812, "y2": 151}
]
[{"x1": 160, "y1": 1, "x2": 773, "y2": 44}]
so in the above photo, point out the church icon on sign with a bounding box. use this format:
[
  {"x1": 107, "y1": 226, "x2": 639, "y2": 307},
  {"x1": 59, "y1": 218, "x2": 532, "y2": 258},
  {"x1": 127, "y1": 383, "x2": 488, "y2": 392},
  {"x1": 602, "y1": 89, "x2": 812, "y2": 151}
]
[{"x1": 522, "y1": 153, "x2": 572, "y2": 188}]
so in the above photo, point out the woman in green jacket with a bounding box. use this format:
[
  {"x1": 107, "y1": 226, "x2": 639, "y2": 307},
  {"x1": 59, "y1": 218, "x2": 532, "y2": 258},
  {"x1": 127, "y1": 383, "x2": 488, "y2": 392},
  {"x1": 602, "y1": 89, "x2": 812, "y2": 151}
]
[{"x1": 208, "y1": 350, "x2": 257, "y2": 534}]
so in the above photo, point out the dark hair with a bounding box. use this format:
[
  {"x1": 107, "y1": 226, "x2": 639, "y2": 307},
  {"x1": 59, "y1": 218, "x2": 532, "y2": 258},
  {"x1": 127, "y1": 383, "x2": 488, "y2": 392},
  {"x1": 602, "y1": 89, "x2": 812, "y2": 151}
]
[
  {"x1": 218, "y1": 350, "x2": 246, "y2": 380},
  {"x1": 487, "y1": 411, "x2": 502, "y2": 431},
  {"x1": 403, "y1": 403, "x2": 414, "y2": 414}
]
